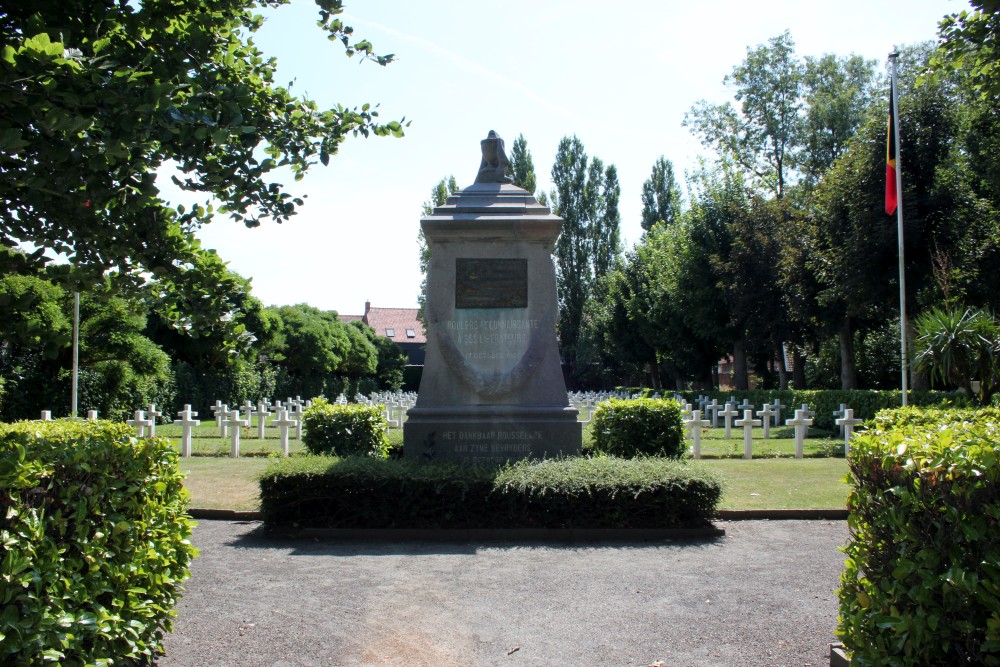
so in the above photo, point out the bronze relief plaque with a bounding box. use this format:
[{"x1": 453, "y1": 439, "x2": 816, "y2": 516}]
[{"x1": 455, "y1": 258, "x2": 528, "y2": 309}]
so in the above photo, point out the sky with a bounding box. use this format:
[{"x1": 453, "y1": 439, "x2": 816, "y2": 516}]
[{"x1": 167, "y1": 0, "x2": 964, "y2": 316}]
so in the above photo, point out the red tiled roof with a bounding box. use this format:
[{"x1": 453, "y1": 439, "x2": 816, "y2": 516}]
[
  {"x1": 338, "y1": 314, "x2": 364, "y2": 323},
  {"x1": 362, "y1": 307, "x2": 426, "y2": 344}
]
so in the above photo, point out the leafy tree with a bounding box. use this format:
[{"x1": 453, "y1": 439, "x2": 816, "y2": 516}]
[
  {"x1": 0, "y1": 0, "x2": 405, "y2": 294},
  {"x1": 550, "y1": 136, "x2": 621, "y2": 376},
  {"x1": 417, "y1": 175, "x2": 459, "y2": 318},
  {"x1": 685, "y1": 31, "x2": 803, "y2": 199},
  {"x1": 928, "y1": 0, "x2": 1000, "y2": 101},
  {"x1": 640, "y1": 156, "x2": 684, "y2": 232},
  {"x1": 265, "y1": 304, "x2": 352, "y2": 398},
  {"x1": 350, "y1": 321, "x2": 407, "y2": 391},
  {"x1": 508, "y1": 134, "x2": 538, "y2": 195},
  {"x1": 800, "y1": 53, "x2": 879, "y2": 185}
]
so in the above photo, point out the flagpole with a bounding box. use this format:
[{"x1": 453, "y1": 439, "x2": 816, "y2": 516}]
[
  {"x1": 890, "y1": 51, "x2": 908, "y2": 407},
  {"x1": 71, "y1": 291, "x2": 79, "y2": 418}
]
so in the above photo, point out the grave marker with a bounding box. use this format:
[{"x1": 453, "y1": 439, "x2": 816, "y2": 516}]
[
  {"x1": 756, "y1": 403, "x2": 776, "y2": 439},
  {"x1": 785, "y1": 409, "x2": 813, "y2": 459},
  {"x1": 224, "y1": 409, "x2": 250, "y2": 458},
  {"x1": 126, "y1": 410, "x2": 152, "y2": 437},
  {"x1": 719, "y1": 403, "x2": 739, "y2": 440},
  {"x1": 684, "y1": 409, "x2": 711, "y2": 460},
  {"x1": 835, "y1": 409, "x2": 863, "y2": 456},
  {"x1": 145, "y1": 403, "x2": 163, "y2": 436},
  {"x1": 272, "y1": 407, "x2": 298, "y2": 457},
  {"x1": 173, "y1": 405, "x2": 200, "y2": 457},
  {"x1": 734, "y1": 409, "x2": 761, "y2": 460}
]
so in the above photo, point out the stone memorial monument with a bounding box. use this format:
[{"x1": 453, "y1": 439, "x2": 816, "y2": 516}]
[{"x1": 404, "y1": 130, "x2": 581, "y2": 464}]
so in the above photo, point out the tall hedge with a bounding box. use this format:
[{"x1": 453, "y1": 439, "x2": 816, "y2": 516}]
[
  {"x1": 0, "y1": 420, "x2": 197, "y2": 665},
  {"x1": 838, "y1": 409, "x2": 1000, "y2": 665}
]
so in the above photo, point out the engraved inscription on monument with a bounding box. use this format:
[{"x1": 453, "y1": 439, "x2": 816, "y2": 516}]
[{"x1": 455, "y1": 258, "x2": 528, "y2": 309}]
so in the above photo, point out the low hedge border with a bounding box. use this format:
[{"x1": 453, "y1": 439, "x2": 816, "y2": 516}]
[
  {"x1": 258, "y1": 455, "x2": 722, "y2": 530},
  {"x1": 0, "y1": 420, "x2": 196, "y2": 666}
]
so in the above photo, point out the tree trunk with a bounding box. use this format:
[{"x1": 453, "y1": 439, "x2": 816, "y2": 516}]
[
  {"x1": 775, "y1": 341, "x2": 789, "y2": 389},
  {"x1": 648, "y1": 357, "x2": 661, "y2": 390},
  {"x1": 792, "y1": 348, "x2": 807, "y2": 390},
  {"x1": 839, "y1": 319, "x2": 858, "y2": 390},
  {"x1": 733, "y1": 339, "x2": 749, "y2": 391}
]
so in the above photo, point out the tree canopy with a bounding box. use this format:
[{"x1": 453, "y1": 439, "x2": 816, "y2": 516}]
[{"x1": 0, "y1": 0, "x2": 405, "y2": 294}]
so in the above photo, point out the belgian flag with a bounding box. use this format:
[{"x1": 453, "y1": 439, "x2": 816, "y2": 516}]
[{"x1": 885, "y1": 87, "x2": 897, "y2": 216}]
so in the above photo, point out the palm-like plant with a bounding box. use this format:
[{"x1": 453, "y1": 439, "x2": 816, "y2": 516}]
[{"x1": 913, "y1": 306, "x2": 1000, "y2": 404}]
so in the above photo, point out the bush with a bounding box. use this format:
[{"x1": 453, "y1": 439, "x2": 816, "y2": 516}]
[
  {"x1": 300, "y1": 398, "x2": 390, "y2": 457},
  {"x1": 868, "y1": 405, "x2": 1000, "y2": 430},
  {"x1": 258, "y1": 455, "x2": 722, "y2": 530},
  {"x1": 837, "y1": 412, "x2": 1000, "y2": 666},
  {"x1": 0, "y1": 419, "x2": 196, "y2": 665},
  {"x1": 590, "y1": 398, "x2": 684, "y2": 458}
]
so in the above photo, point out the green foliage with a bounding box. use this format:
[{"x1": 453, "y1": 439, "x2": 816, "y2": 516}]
[
  {"x1": 928, "y1": 0, "x2": 1000, "y2": 101},
  {"x1": 0, "y1": 419, "x2": 196, "y2": 665},
  {"x1": 590, "y1": 398, "x2": 684, "y2": 458},
  {"x1": 300, "y1": 398, "x2": 389, "y2": 457},
  {"x1": 0, "y1": 1, "x2": 405, "y2": 294},
  {"x1": 838, "y1": 412, "x2": 1000, "y2": 665},
  {"x1": 640, "y1": 156, "x2": 684, "y2": 231},
  {"x1": 869, "y1": 404, "x2": 1000, "y2": 430},
  {"x1": 171, "y1": 359, "x2": 275, "y2": 416},
  {"x1": 258, "y1": 455, "x2": 722, "y2": 529},
  {"x1": 551, "y1": 135, "x2": 622, "y2": 374},
  {"x1": 508, "y1": 134, "x2": 538, "y2": 195},
  {"x1": 914, "y1": 306, "x2": 1000, "y2": 403}
]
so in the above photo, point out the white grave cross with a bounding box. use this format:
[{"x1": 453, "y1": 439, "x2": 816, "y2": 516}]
[
  {"x1": 126, "y1": 410, "x2": 152, "y2": 437},
  {"x1": 835, "y1": 409, "x2": 863, "y2": 456},
  {"x1": 719, "y1": 402, "x2": 739, "y2": 440},
  {"x1": 145, "y1": 403, "x2": 163, "y2": 437},
  {"x1": 705, "y1": 399, "x2": 721, "y2": 428},
  {"x1": 224, "y1": 409, "x2": 250, "y2": 458},
  {"x1": 770, "y1": 399, "x2": 784, "y2": 427},
  {"x1": 734, "y1": 409, "x2": 762, "y2": 460},
  {"x1": 684, "y1": 409, "x2": 712, "y2": 460},
  {"x1": 785, "y1": 409, "x2": 813, "y2": 459},
  {"x1": 253, "y1": 402, "x2": 270, "y2": 440},
  {"x1": 271, "y1": 407, "x2": 298, "y2": 457},
  {"x1": 756, "y1": 403, "x2": 776, "y2": 439},
  {"x1": 173, "y1": 405, "x2": 201, "y2": 457}
]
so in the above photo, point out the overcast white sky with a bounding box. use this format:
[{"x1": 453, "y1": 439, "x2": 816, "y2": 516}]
[{"x1": 169, "y1": 0, "x2": 962, "y2": 315}]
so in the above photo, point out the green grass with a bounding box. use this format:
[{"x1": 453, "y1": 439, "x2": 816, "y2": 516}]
[
  {"x1": 704, "y1": 458, "x2": 850, "y2": 510},
  {"x1": 163, "y1": 421, "x2": 850, "y2": 512}
]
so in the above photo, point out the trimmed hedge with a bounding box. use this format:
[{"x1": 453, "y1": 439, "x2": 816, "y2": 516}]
[
  {"x1": 301, "y1": 398, "x2": 390, "y2": 458},
  {"x1": 676, "y1": 389, "x2": 968, "y2": 430},
  {"x1": 590, "y1": 398, "x2": 684, "y2": 458},
  {"x1": 0, "y1": 420, "x2": 196, "y2": 666},
  {"x1": 258, "y1": 455, "x2": 722, "y2": 530},
  {"x1": 838, "y1": 409, "x2": 1000, "y2": 666}
]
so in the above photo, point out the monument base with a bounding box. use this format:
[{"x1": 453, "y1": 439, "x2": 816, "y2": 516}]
[{"x1": 403, "y1": 405, "x2": 581, "y2": 465}]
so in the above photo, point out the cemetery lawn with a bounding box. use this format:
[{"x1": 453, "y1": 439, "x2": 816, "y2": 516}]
[
  {"x1": 176, "y1": 454, "x2": 851, "y2": 513},
  {"x1": 705, "y1": 458, "x2": 850, "y2": 510}
]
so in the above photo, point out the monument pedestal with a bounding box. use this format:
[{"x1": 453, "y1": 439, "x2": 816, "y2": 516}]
[{"x1": 405, "y1": 134, "x2": 581, "y2": 463}]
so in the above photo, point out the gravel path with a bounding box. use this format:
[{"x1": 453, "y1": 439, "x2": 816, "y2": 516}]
[{"x1": 157, "y1": 519, "x2": 848, "y2": 667}]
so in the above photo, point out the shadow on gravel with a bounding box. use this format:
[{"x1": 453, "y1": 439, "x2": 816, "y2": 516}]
[{"x1": 224, "y1": 523, "x2": 727, "y2": 557}]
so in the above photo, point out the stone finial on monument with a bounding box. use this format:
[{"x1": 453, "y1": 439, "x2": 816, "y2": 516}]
[
  {"x1": 404, "y1": 131, "x2": 581, "y2": 464},
  {"x1": 86, "y1": 409, "x2": 98, "y2": 421},
  {"x1": 174, "y1": 405, "x2": 201, "y2": 457},
  {"x1": 475, "y1": 130, "x2": 512, "y2": 184},
  {"x1": 40, "y1": 410, "x2": 52, "y2": 421}
]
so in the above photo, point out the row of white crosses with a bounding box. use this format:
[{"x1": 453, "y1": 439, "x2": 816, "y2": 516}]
[{"x1": 683, "y1": 400, "x2": 863, "y2": 459}]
